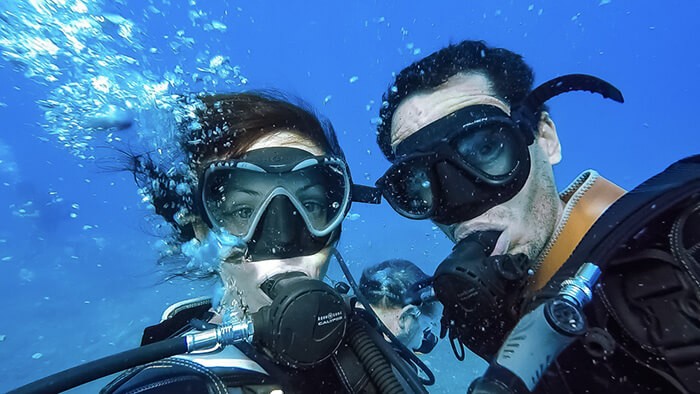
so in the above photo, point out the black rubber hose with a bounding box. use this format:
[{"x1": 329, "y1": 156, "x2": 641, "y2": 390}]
[
  {"x1": 9, "y1": 336, "x2": 189, "y2": 394},
  {"x1": 347, "y1": 316, "x2": 404, "y2": 394},
  {"x1": 360, "y1": 315, "x2": 430, "y2": 394},
  {"x1": 333, "y1": 249, "x2": 434, "y2": 388}
]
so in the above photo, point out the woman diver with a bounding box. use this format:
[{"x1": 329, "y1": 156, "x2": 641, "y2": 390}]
[{"x1": 95, "y1": 92, "x2": 430, "y2": 394}]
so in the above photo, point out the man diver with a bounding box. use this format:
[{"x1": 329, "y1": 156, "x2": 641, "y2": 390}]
[
  {"x1": 359, "y1": 259, "x2": 442, "y2": 354},
  {"x1": 374, "y1": 40, "x2": 700, "y2": 393}
]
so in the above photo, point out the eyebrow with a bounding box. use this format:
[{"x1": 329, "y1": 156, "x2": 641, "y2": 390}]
[
  {"x1": 296, "y1": 184, "x2": 326, "y2": 193},
  {"x1": 229, "y1": 188, "x2": 262, "y2": 197}
]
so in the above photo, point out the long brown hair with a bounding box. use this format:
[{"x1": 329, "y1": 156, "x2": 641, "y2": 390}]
[{"x1": 186, "y1": 92, "x2": 344, "y2": 167}]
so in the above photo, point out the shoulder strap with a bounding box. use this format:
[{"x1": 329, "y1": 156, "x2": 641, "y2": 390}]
[{"x1": 141, "y1": 298, "x2": 213, "y2": 346}]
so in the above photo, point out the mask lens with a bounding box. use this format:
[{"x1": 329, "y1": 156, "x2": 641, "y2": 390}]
[
  {"x1": 383, "y1": 160, "x2": 434, "y2": 217},
  {"x1": 203, "y1": 169, "x2": 268, "y2": 237},
  {"x1": 292, "y1": 162, "x2": 347, "y2": 232},
  {"x1": 453, "y1": 124, "x2": 519, "y2": 177}
]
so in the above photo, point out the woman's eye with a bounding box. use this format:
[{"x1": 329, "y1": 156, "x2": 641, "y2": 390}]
[
  {"x1": 303, "y1": 201, "x2": 324, "y2": 213},
  {"x1": 233, "y1": 207, "x2": 253, "y2": 219}
]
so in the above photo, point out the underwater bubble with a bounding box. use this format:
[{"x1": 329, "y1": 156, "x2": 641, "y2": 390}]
[
  {"x1": 82, "y1": 104, "x2": 133, "y2": 131},
  {"x1": 210, "y1": 21, "x2": 227, "y2": 32},
  {"x1": 370, "y1": 117, "x2": 383, "y2": 126},
  {"x1": 346, "y1": 213, "x2": 361, "y2": 221},
  {"x1": 349, "y1": 76, "x2": 359, "y2": 83},
  {"x1": 19, "y1": 268, "x2": 35, "y2": 282}
]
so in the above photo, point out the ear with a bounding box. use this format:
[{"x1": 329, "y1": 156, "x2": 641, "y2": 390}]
[
  {"x1": 398, "y1": 304, "x2": 421, "y2": 329},
  {"x1": 536, "y1": 111, "x2": 562, "y2": 165}
]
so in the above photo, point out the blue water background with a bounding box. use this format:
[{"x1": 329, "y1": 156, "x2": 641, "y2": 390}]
[{"x1": 1, "y1": 1, "x2": 699, "y2": 392}]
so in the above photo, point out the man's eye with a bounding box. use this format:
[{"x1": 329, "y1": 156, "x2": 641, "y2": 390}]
[{"x1": 477, "y1": 141, "x2": 502, "y2": 158}]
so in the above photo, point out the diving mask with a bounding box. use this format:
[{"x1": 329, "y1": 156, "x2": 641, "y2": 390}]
[
  {"x1": 377, "y1": 105, "x2": 533, "y2": 225},
  {"x1": 201, "y1": 147, "x2": 350, "y2": 240},
  {"x1": 199, "y1": 147, "x2": 380, "y2": 261},
  {"x1": 377, "y1": 74, "x2": 624, "y2": 225}
]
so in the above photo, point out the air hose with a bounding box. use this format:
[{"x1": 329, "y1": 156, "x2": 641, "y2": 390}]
[
  {"x1": 9, "y1": 336, "x2": 189, "y2": 394},
  {"x1": 10, "y1": 315, "x2": 253, "y2": 394},
  {"x1": 347, "y1": 316, "x2": 404, "y2": 394}
]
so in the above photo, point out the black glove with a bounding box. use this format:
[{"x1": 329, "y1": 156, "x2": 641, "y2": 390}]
[{"x1": 432, "y1": 231, "x2": 531, "y2": 361}]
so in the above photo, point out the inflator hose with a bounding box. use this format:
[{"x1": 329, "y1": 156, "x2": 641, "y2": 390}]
[
  {"x1": 347, "y1": 316, "x2": 404, "y2": 394},
  {"x1": 9, "y1": 336, "x2": 188, "y2": 394}
]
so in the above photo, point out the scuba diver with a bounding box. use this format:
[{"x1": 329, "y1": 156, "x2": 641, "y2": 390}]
[
  {"x1": 373, "y1": 39, "x2": 700, "y2": 393},
  {"x1": 10, "y1": 92, "x2": 432, "y2": 394},
  {"x1": 359, "y1": 259, "x2": 442, "y2": 354}
]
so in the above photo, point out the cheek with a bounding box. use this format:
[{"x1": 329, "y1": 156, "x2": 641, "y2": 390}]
[{"x1": 374, "y1": 310, "x2": 402, "y2": 336}]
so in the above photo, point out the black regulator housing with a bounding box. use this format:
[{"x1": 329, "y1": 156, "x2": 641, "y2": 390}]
[{"x1": 253, "y1": 272, "x2": 349, "y2": 369}]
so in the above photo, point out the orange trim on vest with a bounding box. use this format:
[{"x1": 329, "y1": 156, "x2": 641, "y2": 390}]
[{"x1": 530, "y1": 173, "x2": 626, "y2": 291}]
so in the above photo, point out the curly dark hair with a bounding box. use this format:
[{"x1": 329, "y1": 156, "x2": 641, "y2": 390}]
[
  {"x1": 127, "y1": 91, "x2": 345, "y2": 279},
  {"x1": 377, "y1": 40, "x2": 543, "y2": 161}
]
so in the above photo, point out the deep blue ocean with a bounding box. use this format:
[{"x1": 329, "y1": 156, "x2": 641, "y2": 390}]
[{"x1": 0, "y1": 1, "x2": 698, "y2": 392}]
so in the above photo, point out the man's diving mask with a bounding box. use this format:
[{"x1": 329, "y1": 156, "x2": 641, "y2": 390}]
[
  {"x1": 377, "y1": 74, "x2": 624, "y2": 225},
  {"x1": 200, "y1": 147, "x2": 380, "y2": 261}
]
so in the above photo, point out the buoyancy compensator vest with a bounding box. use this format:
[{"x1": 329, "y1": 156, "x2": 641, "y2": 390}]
[{"x1": 527, "y1": 155, "x2": 700, "y2": 394}]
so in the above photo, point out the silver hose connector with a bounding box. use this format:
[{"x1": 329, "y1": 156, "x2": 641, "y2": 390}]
[
  {"x1": 558, "y1": 262, "x2": 601, "y2": 307},
  {"x1": 216, "y1": 316, "x2": 254, "y2": 345},
  {"x1": 186, "y1": 315, "x2": 254, "y2": 352}
]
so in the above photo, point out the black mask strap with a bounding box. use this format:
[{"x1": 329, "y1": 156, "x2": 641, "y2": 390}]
[{"x1": 351, "y1": 184, "x2": 382, "y2": 204}]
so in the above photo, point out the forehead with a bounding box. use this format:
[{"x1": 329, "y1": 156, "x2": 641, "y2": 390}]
[
  {"x1": 248, "y1": 130, "x2": 325, "y2": 156},
  {"x1": 390, "y1": 73, "x2": 511, "y2": 150}
]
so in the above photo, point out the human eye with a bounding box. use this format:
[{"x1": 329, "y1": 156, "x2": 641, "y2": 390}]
[
  {"x1": 303, "y1": 200, "x2": 326, "y2": 214},
  {"x1": 456, "y1": 128, "x2": 505, "y2": 164},
  {"x1": 232, "y1": 206, "x2": 253, "y2": 219}
]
